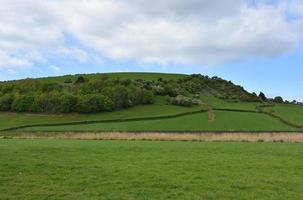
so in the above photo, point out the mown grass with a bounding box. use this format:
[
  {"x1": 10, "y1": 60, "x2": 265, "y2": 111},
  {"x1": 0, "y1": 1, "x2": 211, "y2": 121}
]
[
  {"x1": 18, "y1": 111, "x2": 298, "y2": 132},
  {"x1": 0, "y1": 139, "x2": 303, "y2": 200},
  {"x1": 261, "y1": 104, "x2": 303, "y2": 126}
]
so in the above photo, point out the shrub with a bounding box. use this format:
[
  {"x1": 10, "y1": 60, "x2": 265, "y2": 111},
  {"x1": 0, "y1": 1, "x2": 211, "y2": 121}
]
[
  {"x1": 75, "y1": 76, "x2": 86, "y2": 84},
  {"x1": 76, "y1": 94, "x2": 113, "y2": 113},
  {"x1": 170, "y1": 95, "x2": 193, "y2": 107},
  {"x1": 60, "y1": 94, "x2": 78, "y2": 113},
  {"x1": 11, "y1": 94, "x2": 35, "y2": 112},
  {"x1": 0, "y1": 94, "x2": 14, "y2": 111},
  {"x1": 273, "y1": 96, "x2": 284, "y2": 104},
  {"x1": 142, "y1": 90, "x2": 154, "y2": 104},
  {"x1": 35, "y1": 92, "x2": 61, "y2": 113}
]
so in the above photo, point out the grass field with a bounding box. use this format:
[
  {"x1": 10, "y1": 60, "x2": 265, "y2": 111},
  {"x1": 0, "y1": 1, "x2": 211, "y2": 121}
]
[
  {"x1": 261, "y1": 104, "x2": 303, "y2": 126},
  {"x1": 0, "y1": 97, "x2": 202, "y2": 131},
  {"x1": 0, "y1": 139, "x2": 303, "y2": 200},
  {"x1": 18, "y1": 111, "x2": 299, "y2": 132}
]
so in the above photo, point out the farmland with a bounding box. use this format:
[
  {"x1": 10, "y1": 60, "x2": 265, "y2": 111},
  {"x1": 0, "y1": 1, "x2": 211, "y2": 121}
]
[
  {"x1": 1, "y1": 139, "x2": 303, "y2": 200},
  {"x1": 0, "y1": 72, "x2": 302, "y2": 132}
]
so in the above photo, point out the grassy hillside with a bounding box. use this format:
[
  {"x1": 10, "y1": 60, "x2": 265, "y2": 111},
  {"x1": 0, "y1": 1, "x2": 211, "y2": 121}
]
[
  {"x1": 18, "y1": 111, "x2": 297, "y2": 132},
  {"x1": 1, "y1": 139, "x2": 303, "y2": 200},
  {"x1": 35, "y1": 72, "x2": 186, "y2": 83},
  {"x1": 0, "y1": 72, "x2": 302, "y2": 132},
  {"x1": 261, "y1": 104, "x2": 303, "y2": 126}
]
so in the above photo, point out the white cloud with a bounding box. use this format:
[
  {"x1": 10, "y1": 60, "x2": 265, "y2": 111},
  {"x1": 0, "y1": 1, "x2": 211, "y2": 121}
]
[
  {"x1": 0, "y1": 50, "x2": 32, "y2": 69},
  {"x1": 58, "y1": 47, "x2": 88, "y2": 63},
  {"x1": 289, "y1": 0, "x2": 303, "y2": 16},
  {"x1": 0, "y1": 0, "x2": 302, "y2": 70},
  {"x1": 49, "y1": 65, "x2": 61, "y2": 74}
]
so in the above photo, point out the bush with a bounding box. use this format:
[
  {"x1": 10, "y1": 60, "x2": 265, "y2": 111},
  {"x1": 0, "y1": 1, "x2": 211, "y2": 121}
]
[
  {"x1": 76, "y1": 94, "x2": 113, "y2": 113},
  {"x1": 11, "y1": 94, "x2": 35, "y2": 112},
  {"x1": 273, "y1": 96, "x2": 284, "y2": 104},
  {"x1": 142, "y1": 90, "x2": 154, "y2": 104},
  {"x1": 35, "y1": 92, "x2": 61, "y2": 113},
  {"x1": 170, "y1": 95, "x2": 193, "y2": 107},
  {"x1": 75, "y1": 76, "x2": 86, "y2": 84},
  {"x1": 60, "y1": 94, "x2": 78, "y2": 113},
  {"x1": 0, "y1": 94, "x2": 14, "y2": 111},
  {"x1": 64, "y1": 78, "x2": 73, "y2": 84}
]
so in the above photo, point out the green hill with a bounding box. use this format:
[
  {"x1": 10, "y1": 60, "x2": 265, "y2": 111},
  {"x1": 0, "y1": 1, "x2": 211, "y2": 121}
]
[{"x1": 0, "y1": 72, "x2": 302, "y2": 132}]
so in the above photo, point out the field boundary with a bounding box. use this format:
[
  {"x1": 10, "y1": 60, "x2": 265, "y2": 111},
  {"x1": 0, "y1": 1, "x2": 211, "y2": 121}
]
[
  {"x1": 1, "y1": 109, "x2": 207, "y2": 132},
  {"x1": 2, "y1": 105, "x2": 302, "y2": 132},
  {"x1": 2, "y1": 132, "x2": 303, "y2": 142},
  {"x1": 256, "y1": 105, "x2": 303, "y2": 129}
]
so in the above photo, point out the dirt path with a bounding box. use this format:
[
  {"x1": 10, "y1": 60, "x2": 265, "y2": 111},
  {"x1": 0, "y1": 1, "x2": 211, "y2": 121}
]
[
  {"x1": 207, "y1": 106, "x2": 215, "y2": 122},
  {"x1": 2, "y1": 132, "x2": 303, "y2": 142}
]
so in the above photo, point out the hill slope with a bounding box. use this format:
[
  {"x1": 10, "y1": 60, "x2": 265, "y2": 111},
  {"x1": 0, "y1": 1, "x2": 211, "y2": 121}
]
[{"x1": 0, "y1": 72, "x2": 302, "y2": 132}]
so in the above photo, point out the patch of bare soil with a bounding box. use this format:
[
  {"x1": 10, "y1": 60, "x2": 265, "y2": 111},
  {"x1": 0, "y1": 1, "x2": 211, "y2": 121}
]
[
  {"x1": 207, "y1": 106, "x2": 215, "y2": 122},
  {"x1": 3, "y1": 132, "x2": 303, "y2": 142}
]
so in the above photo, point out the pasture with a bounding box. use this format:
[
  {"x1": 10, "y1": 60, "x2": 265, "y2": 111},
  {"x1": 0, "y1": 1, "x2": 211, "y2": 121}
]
[{"x1": 0, "y1": 139, "x2": 303, "y2": 200}]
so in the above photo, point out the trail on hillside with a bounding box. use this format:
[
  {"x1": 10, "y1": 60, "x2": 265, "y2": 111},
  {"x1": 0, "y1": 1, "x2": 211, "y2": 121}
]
[{"x1": 207, "y1": 106, "x2": 215, "y2": 122}]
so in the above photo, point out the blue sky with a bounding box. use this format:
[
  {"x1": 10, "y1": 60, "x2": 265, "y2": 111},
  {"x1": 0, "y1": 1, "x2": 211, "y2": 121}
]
[{"x1": 0, "y1": 0, "x2": 302, "y2": 101}]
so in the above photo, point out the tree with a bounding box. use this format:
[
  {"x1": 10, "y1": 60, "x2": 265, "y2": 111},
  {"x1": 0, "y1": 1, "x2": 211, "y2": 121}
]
[
  {"x1": 35, "y1": 92, "x2": 61, "y2": 113},
  {"x1": 106, "y1": 86, "x2": 130, "y2": 108},
  {"x1": 259, "y1": 92, "x2": 267, "y2": 101},
  {"x1": 60, "y1": 94, "x2": 78, "y2": 113},
  {"x1": 11, "y1": 94, "x2": 35, "y2": 112},
  {"x1": 142, "y1": 90, "x2": 154, "y2": 104},
  {"x1": 74, "y1": 76, "x2": 86, "y2": 84},
  {"x1": 76, "y1": 94, "x2": 113, "y2": 113},
  {"x1": 273, "y1": 96, "x2": 284, "y2": 104},
  {"x1": 0, "y1": 94, "x2": 14, "y2": 111}
]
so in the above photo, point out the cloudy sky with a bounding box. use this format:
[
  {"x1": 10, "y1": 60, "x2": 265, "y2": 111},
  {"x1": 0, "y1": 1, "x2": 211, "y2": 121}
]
[{"x1": 0, "y1": 0, "x2": 303, "y2": 100}]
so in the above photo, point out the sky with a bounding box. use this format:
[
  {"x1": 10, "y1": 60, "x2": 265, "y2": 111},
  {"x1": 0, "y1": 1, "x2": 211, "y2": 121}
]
[{"x1": 0, "y1": 0, "x2": 302, "y2": 101}]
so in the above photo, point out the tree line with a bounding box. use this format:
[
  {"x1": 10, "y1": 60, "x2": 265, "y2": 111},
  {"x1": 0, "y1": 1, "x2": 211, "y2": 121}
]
[{"x1": 0, "y1": 73, "x2": 286, "y2": 114}]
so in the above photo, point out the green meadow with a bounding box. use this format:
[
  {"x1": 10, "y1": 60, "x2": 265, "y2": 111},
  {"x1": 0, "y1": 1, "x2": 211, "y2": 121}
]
[
  {"x1": 18, "y1": 111, "x2": 297, "y2": 132},
  {"x1": 1, "y1": 139, "x2": 303, "y2": 200}
]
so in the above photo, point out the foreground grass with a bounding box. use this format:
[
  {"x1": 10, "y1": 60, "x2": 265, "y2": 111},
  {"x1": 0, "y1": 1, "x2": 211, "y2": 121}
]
[
  {"x1": 0, "y1": 139, "x2": 303, "y2": 200},
  {"x1": 19, "y1": 111, "x2": 298, "y2": 132}
]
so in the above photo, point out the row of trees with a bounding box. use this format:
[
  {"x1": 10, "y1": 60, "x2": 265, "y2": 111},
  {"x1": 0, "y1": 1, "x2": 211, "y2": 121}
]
[
  {"x1": 0, "y1": 73, "x2": 290, "y2": 114},
  {"x1": 0, "y1": 76, "x2": 154, "y2": 113}
]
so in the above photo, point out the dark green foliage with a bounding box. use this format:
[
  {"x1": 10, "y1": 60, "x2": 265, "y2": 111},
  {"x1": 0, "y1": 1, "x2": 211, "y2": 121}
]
[
  {"x1": 11, "y1": 94, "x2": 35, "y2": 112},
  {"x1": 142, "y1": 90, "x2": 154, "y2": 104},
  {"x1": 64, "y1": 78, "x2": 72, "y2": 84},
  {"x1": 60, "y1": 94, "x2": 78, "y2": 113},
  {"x1": 274, "y1": 96, "x2": 284, "y2": 104},
  {"x1": 75, "y1": 76, "x2": 86, "y2": 84},
  {"x1": 76, "y1": 94, "x2": 113, "y2": 113},
  {"x1": 259, "y1": 92, "x2": 267, "y2": 101},
  {"x1": 0, "y1": 94, "x2": 14, "y2": 111},
  {"x1": 0, "y1": 73, "x2": 270, "y2": 114},
  {"x1": 35, "y1": 92, "x2": 61, "y2": 113}
]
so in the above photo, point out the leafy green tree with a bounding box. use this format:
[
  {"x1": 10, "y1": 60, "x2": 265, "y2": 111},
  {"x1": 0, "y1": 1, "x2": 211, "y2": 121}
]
[
  {"x1": 11, "y1": 94, "x2": 35, "y2": 112},
  {"x1": 142, "y1": 90, "x2": 154, "y2": 104},
  {"x1": 76, "y1": 94, "x2": 113, "y2": 113},
  {"x1": 75, "y1": 76, "x2": 86, "y2": 84},
  {"x1": 259, "y1": 92, "x2": 267, "y2": 101},
  {"x1": 60, "y1": 94, "x2": 78, "y2": 113},
  {"x1": 35, "y1": 92, "x2": 61, "y2": 113},
  {"x1": 0, "y1": 94, "x2": 14, "y2": 111},
  {"x1": 273, "y1": 96, "x2": 284, "y2": 104}
]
